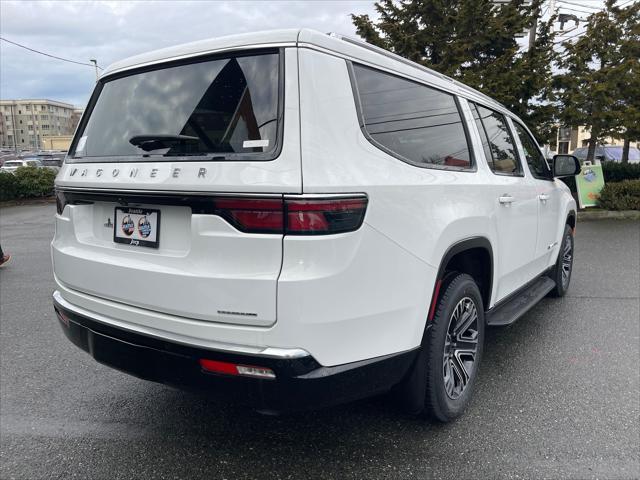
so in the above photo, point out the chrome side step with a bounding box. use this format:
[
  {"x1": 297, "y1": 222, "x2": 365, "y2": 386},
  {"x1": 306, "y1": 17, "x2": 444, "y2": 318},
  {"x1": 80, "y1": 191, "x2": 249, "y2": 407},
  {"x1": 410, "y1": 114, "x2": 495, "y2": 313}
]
[{"x1": 485, "y1": 276, "x2": 556, "y2": 327}]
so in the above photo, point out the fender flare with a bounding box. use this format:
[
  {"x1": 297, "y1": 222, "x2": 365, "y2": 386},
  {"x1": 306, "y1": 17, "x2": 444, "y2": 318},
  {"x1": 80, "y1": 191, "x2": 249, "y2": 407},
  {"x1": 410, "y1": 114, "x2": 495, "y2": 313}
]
[{"x1": 427, "y1": 237, "x2": 494, "y2": 321}]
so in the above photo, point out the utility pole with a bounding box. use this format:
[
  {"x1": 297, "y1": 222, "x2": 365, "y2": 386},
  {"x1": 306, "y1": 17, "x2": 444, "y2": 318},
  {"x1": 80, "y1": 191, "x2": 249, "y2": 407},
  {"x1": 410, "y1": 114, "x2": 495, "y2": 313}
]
[
  {"x1": 90, "y1": 59, "x2": 99, "y2": 81},
  {"x1": 529, "y1": 0, "x2": 555, "y2": 51}
]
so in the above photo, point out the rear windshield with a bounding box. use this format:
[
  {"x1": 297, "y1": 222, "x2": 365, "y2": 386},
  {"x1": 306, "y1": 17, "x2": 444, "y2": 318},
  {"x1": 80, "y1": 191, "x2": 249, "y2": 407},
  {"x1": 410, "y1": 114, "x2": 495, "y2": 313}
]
[
  {"x1": 69, "y1": 50, "x2": 281, "y2": 163},
  {"x1": 4, "y1": 161, "x2": 22, "y2": 167}
]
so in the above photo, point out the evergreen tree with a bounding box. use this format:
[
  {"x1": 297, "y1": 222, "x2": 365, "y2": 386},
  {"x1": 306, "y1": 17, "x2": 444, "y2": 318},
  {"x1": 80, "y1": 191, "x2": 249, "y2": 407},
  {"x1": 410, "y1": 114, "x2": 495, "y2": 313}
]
[
  {"x1": 609, "y1": 1, "x2": 640, "y2": 163},
  {"x1": 556, "y1": 0, "x2": 639, "y2": 163},
  {"x1": 351, "y1": 0, "x2": 558, "y2": 142}
]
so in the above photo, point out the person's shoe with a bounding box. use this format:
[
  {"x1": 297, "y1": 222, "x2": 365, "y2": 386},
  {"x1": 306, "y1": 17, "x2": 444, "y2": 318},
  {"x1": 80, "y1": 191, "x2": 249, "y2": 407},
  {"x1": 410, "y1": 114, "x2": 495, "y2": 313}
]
[{"x1": 0, "y1": 255, "x2": 11, "y2": 267}]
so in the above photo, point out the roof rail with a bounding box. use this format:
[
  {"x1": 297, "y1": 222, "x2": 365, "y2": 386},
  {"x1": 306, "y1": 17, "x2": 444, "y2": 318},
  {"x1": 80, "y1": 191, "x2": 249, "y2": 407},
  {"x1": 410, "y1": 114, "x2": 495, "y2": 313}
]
[{"x1": 326, "y1": 32, "x2": 504, "y2": 110}]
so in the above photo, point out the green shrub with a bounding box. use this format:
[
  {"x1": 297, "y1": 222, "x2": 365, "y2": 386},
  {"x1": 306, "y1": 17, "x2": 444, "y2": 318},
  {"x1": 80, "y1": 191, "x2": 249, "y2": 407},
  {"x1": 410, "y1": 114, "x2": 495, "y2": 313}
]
[
  {"x1": 0, "y1": 171, "x2": 19, "y2": 201},
  {"x1": 597, "y1": 180, "x2": 640, "y2": 211},
  {"x1": 14, "y1": 166, "x2": 56, "y2": 198},
  {"x1": 601, "y1": 161, "x2": 640, "y2": 183}
]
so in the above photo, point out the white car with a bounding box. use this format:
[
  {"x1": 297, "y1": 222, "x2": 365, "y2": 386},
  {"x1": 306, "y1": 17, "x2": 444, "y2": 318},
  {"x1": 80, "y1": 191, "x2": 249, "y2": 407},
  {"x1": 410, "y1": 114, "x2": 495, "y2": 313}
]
[
  {"x1": 1, "y1": 158, "x2": 45, "y2": 173},
  {"x1": 51, "y1": 29, "x2": 579, "y2": 421}
]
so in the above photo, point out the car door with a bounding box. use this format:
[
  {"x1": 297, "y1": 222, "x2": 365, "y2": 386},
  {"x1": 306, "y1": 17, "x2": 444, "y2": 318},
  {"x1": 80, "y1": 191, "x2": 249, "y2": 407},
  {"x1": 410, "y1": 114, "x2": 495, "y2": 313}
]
[
  {"x1": 512, "y1": 121, "x2": 561, "y2": 269},
  {"x1": 468, "y1": 102, "x2": 539, "y2": 301}
]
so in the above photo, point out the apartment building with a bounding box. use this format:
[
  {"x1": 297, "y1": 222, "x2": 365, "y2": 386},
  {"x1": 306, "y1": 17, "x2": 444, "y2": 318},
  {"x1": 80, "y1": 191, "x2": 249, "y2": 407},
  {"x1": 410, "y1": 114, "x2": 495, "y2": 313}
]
[
  {"x1": 0, "y1": 99, "x2": 78, "y2": 150},
  {"x1": 555, "y1": 125, "x2": 639, "y2": 154}
]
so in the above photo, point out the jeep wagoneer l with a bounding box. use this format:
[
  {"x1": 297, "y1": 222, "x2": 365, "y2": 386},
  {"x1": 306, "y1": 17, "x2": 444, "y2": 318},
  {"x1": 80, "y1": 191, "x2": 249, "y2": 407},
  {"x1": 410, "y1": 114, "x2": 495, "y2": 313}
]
[{"x1": 52, "y1": 29, "x2": 580, "y2": 421}]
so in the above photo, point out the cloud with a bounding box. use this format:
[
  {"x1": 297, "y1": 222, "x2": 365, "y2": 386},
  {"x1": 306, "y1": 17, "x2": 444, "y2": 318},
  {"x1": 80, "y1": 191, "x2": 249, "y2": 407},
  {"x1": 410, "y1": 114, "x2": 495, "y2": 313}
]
[{"x1": 0, "y1": 0, "x2": 377, "y2": 106}]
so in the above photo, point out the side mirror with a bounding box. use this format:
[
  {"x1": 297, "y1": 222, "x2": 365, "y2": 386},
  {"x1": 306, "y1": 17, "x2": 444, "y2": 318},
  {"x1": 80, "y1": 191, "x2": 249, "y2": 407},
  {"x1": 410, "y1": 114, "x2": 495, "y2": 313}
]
[{"x1": 552, "y1": 154, "x2": 581, "y2": 177}]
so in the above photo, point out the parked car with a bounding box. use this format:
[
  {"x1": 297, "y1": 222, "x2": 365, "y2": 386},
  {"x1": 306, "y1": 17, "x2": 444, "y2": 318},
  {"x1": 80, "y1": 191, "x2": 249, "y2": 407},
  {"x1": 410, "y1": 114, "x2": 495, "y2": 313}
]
[
  {"x1": 0, "y1": 158, "x2": 45, "y2": 173},
  {"x1": 51, "y1": 29, "x2": 579, "y2": 421},
  {"x1": 572, "y1": 145, "x2": 640, "y2": 164},
  {"x1": 33, "y1": 154, "x2": 64, "y2": 173}
]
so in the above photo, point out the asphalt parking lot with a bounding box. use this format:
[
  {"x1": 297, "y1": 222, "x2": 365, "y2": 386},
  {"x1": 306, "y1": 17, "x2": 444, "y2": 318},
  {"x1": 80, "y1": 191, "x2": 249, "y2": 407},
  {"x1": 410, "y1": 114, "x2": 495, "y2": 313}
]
[{"x1": 0, "y1": 203, "x2": 638, "y2": 480}]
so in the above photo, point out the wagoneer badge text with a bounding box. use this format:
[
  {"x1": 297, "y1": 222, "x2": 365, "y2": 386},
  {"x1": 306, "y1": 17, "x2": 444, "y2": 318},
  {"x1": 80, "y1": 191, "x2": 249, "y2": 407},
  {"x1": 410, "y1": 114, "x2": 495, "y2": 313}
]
[{"x1": 68, "y1": 167, "x2": 208, "y2": 178}]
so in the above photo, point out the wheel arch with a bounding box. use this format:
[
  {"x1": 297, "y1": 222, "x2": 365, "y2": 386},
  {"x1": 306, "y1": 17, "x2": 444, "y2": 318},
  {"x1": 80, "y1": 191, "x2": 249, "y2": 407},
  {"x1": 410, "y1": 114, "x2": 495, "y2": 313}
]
[
  {"x1": 429, "y1": 237, "x2": 494, "y2": 320},
  {"x1": 566, "y1": 210, "x2": 576, "y2": 231}
]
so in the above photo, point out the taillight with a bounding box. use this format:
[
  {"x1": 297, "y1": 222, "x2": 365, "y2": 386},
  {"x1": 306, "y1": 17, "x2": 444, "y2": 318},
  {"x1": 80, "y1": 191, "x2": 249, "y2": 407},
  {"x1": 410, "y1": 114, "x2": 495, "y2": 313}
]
[
  {"x1": 213, "y1": 197, "x2": 284, "y2": 234},
  {"x1": 212, "y1": 195, "x2": 367, "y2": 235},
  {"x1": 55, "y1": 190, "x2": 68, "y2": 215},
  {"x1": 285, "y1": 197, "x2": 368, "y2": 235}
]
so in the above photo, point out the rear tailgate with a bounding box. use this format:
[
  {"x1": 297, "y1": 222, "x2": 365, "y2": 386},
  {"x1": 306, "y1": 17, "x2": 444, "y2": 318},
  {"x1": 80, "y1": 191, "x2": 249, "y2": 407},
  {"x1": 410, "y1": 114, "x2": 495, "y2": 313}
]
[
  {"x1": 52, "y1": 190, "x2": 285, "y2": 326},
  {"x1": 52, "y1": 48, "x2": 301, "y2": 327}
]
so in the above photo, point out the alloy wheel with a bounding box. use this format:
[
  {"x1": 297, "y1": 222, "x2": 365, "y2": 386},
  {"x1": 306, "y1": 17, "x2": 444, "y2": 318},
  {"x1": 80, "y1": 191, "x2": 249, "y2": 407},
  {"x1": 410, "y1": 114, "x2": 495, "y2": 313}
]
[
  {"x1": 561, "y1": 233, "x2": 573, "y2": 288},
  {"x1": 443, "y1": 297, "x2": 479, "y2": 400}
]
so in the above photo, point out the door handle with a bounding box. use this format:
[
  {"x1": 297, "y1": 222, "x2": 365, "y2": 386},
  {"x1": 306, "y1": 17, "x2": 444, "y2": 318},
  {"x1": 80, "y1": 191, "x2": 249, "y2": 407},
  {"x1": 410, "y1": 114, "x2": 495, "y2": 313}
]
[
  {"x1": 498, "y1": 195, "x2": 514, "y2": 205},
  {"x1": 538, "y1": 193, "x2": 550, "y2": 202}
]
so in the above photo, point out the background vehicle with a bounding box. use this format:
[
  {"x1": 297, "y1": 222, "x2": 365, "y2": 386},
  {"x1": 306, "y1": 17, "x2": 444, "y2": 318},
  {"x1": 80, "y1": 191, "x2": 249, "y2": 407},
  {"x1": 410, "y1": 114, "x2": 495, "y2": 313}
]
[
  {"x1": 51, "y1": 29, "x2": 579, "y2": 422},
  {"x1": 1, "y1": 158, "x2": 45, "y2": 173},
  {"x1": 33, "y1": 154, "x2": 64, "y2": 172},
  {"x1": 572, "y1": 145, "x2": 640, "y2": 163}
]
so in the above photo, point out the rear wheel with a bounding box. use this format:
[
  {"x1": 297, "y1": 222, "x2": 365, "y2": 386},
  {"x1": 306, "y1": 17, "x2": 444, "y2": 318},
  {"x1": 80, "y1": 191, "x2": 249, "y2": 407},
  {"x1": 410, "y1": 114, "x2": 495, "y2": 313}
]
[
  {"x1": 399, "y1": 273, "x2": 484, "y2": 422},
  {"x1": 548, "y1": 224, "x2": 574, "y2": 297}
]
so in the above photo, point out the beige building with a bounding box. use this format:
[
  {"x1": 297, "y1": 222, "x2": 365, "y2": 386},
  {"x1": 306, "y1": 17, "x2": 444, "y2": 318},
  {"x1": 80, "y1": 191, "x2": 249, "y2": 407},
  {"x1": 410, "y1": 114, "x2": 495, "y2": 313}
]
[
  {"x1": 41, "y1": 135, "x2": 74, "y2": 151},
  {"x1": 0, "y1": 99, "x2": 79, "y2": 150},
  {"x1": 556, "y1": 126, "x2": 640, "y2": 154}
]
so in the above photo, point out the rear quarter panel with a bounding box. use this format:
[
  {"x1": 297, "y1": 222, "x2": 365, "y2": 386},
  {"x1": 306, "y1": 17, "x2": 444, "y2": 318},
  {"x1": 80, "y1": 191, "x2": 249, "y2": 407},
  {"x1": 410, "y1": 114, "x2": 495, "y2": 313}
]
[{"x1": 285, "y1": 48, "x2": 502, "y2": 365}]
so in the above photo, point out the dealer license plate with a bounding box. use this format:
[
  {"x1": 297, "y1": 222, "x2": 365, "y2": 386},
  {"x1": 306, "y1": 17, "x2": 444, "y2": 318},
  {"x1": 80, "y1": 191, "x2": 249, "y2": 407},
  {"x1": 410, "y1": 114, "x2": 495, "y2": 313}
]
[{"x1": 113, "y1": 207, "x2": 160, "y2": 248}]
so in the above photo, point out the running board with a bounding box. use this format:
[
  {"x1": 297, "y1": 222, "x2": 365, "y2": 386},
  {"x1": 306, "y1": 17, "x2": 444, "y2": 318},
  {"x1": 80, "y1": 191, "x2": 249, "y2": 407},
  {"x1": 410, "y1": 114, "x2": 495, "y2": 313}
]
[{"x1": 485, "y1": 276, "x2": 556, "y2": 326}]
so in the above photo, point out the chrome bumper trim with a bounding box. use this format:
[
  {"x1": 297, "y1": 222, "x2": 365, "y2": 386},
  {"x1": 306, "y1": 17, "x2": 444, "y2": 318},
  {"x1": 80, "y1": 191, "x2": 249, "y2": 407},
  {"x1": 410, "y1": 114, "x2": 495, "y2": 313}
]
[{"x1": 52, "y1": 291, "x2": 310, "y2": 360}]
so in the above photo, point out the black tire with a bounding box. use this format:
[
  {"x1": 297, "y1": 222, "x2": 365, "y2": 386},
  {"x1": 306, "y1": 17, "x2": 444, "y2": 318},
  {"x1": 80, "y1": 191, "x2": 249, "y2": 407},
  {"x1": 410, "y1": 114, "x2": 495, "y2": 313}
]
[
  {"x1": 397, "y1": 273, "x2": 485, "y2": 421},
  {"x1": 548, "y1": 224, "x2": 574, "y2": 297}
]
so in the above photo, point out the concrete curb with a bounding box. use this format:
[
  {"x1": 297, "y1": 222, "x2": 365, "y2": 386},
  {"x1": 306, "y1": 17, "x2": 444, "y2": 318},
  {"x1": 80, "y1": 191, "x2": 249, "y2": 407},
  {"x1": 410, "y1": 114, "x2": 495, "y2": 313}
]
[
  {"x1": 578, "y1": 209, "x2": 640, "y2": 221},
  {"x1": 0, "y1": 196, "x2": 56, "y2": 208}
]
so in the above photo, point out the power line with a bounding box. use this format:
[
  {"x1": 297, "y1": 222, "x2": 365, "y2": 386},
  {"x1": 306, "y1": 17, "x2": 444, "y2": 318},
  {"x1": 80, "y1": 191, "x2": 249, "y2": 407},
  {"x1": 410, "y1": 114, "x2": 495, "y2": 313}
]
[
  {"x1": 557, "y1": 5, "x2": 599, "y2": 14},
  {"x1": 554, "y1": 29, "x2": 586, "y2": 44},
  {"x1": 556, "y1": 0, "x2": 601, "y2": 10},
  {"x1": 618, "y1": 0, "x2": 637, "y2": 7},
  {"x1": 0, "y1": 37, "x2": 103, "y2": 70}
]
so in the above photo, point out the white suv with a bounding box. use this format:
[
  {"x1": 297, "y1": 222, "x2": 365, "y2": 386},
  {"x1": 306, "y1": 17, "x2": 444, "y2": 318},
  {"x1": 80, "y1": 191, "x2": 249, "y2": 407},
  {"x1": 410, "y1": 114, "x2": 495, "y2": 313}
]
[{"x1": 52, "y1": 29, "x2": 580, "y2": 421}]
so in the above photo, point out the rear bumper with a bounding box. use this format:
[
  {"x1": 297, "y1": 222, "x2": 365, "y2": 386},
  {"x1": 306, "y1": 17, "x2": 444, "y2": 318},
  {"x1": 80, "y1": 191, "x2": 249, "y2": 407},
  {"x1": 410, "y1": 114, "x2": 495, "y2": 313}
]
[{"x1": 53, "y1": 292, "x2": 418, "y2": 413}]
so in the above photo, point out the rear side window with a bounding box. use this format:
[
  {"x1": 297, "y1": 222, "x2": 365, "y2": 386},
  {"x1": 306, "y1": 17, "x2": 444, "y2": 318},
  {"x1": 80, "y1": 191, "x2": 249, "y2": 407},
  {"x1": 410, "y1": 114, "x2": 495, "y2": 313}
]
[
  {"x1": 514, "y1": 123, "x2": 551, "y2": 180},
  {"x1": 351, "y1": 64, "x2": 472, "y2": 170},
  {"x1": 470, "y1": 103, "x2": 521, "y2": 176},
  {"x1": 69, "y1": 51, "x2": 282, "y2": 163}
]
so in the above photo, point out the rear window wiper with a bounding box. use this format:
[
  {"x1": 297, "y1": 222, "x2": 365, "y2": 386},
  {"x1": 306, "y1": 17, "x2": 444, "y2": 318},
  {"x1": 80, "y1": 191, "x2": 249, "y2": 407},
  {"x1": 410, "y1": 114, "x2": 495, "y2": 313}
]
[{"x1": 129, "y1": 135, "x2": 199, "y2": 152}]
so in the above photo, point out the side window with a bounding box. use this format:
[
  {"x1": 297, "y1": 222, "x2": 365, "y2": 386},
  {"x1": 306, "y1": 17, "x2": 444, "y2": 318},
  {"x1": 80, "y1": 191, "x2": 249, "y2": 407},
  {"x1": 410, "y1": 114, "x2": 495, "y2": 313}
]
[
  {"x1": 514, "y1": 123, "x2": 551, "y2": 180},
  {"x1": 470, "y1": 102, "x2": 521, "y2": 176},
  {"x1": 352, "y1": 64, "x2": 472, "y2": 170}
]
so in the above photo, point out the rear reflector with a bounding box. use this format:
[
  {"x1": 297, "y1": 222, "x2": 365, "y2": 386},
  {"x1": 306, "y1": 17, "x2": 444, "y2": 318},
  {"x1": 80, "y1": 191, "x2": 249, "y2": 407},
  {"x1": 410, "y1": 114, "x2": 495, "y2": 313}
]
[
  {"x1": 55, "y1": 308, "x2": 70, "y2": 327},
  {"x1": 212, "y1": 195, "x2": 367, "y2": 235},
  {"x1": 199, "y1": 359, "x2": 276, "y2": 379}
]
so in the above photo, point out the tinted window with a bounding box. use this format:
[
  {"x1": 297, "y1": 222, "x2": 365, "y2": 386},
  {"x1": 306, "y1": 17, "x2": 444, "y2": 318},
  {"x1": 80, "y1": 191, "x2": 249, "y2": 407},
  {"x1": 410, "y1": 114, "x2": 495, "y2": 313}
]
[
  {"x1": 353, "y1": 64, "x2": 472, "y2": 169},
  {"x1": 514, "y1": 123, "x2": 551, "y2": 179},
  {"x1": 470, "y1": 103, "x2": 521, "y2": 175},
  {"x1": 70, "y1": 52, "x2": 280, "y2": 162}
]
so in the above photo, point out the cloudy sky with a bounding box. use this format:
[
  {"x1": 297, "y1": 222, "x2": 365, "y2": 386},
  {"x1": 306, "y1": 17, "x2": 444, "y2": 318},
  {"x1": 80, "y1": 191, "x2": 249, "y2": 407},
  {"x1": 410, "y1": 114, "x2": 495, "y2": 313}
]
[
  {"x1": 1, "y1": 0, "x2": 609, "y2": 108},
  {"x1": 0, "y1": 1, "x2": 377, "y2": 107}
]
